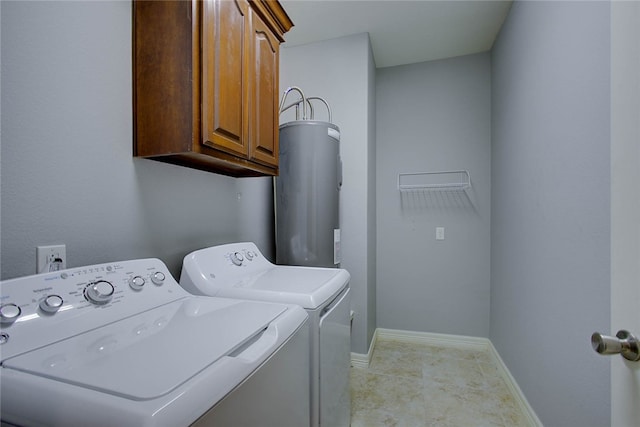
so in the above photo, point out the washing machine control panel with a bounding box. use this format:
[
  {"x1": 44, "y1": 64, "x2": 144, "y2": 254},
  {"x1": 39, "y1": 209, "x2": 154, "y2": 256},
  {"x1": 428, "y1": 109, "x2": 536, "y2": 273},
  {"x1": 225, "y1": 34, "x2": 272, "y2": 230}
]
[
  {"x1": 227, "y1": 249, "x2": 259, "y2": 267},
  {"x1": 0, "y1": 258, "x2": 187, "y2": 360},
  {"x1": 180, "y1": 242, "x2": 276, "y2": 296},
  {"x1": 227, "y1": 248, "x2": 260, "y2": 267}
]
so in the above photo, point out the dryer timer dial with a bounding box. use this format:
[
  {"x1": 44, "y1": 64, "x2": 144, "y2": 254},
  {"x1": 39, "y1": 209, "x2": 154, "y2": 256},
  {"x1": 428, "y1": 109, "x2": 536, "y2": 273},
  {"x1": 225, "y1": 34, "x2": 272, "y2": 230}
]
[{"x1": 230, "y1": 252, "x2": 244, "y2": 266}]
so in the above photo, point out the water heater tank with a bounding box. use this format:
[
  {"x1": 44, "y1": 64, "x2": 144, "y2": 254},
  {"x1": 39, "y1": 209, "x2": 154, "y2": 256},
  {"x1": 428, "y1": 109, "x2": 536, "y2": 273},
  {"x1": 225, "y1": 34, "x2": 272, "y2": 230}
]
[{"x1": 275, "y1": 120, "x2": 341, "y2": 267}]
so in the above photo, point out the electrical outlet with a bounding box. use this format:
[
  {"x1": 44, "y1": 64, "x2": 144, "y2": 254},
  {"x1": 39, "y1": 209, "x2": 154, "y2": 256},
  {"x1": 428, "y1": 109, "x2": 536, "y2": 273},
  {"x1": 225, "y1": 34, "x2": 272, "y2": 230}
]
[
  {"x1": 37, "y1": 245, "x2": 66, "y2": 273},
  {"x1": 436, "y1": 227, "x2": 445, "y2": 241}
]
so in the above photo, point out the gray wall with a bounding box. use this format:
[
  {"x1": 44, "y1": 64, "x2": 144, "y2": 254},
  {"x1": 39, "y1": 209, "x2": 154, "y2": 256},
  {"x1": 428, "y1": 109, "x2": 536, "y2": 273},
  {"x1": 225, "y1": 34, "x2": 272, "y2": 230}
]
[
  {"x1": 0, "y1": 1, "x2": 265, "y2": 280},
  {"x1": 491, "y1": 1, "x2": 611, "y2": 426},
  {"x1": 237, "y1": 177, "x2": 276, "y2": 261},
  {"x1": 611, "y1": 2, "x2": 640, "y2": 424},
  {"x1": 280, "y1": 33, "x2": 377, "y2": 354},
  {"x1": 376, "y1": 53, "x2": 491, "y2": 337},
  {"x1": 366, "y1": 42, "x2": 378, "y2": 350}
]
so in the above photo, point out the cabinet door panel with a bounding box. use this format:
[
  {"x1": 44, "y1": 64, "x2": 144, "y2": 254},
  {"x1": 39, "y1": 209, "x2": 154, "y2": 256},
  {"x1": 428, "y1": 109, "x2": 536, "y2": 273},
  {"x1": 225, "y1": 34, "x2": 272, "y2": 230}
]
[
  {"x1": 249, "y1": 15, "x2": 279, "y2": 167},
  {"x1": 202, "y1": 0, "x2": 249, "y2": 157}
]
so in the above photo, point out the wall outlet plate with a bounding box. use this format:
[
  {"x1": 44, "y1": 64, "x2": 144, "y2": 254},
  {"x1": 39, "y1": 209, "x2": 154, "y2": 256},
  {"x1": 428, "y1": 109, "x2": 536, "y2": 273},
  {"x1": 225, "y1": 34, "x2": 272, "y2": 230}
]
[
  {"x1": 436, "y1": 227, "x2": 445, "y2": 241},
  {"x1": 37, "y1": 245, "x2": 66, "y2": 273}
]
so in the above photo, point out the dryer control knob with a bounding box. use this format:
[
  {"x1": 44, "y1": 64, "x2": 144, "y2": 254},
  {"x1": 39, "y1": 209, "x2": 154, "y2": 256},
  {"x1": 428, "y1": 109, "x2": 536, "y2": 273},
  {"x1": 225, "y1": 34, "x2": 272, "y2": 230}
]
[
  {"x1": 129, "y1": 276, "x2": 145, "y2": 290},
  {"x1": 85, "y1": 280, "x2": 115, "y2": 305},
  {"x1": 245, "y1": 251, "x2": 254, "y2": 260},
  {"x1": 150, "y1": 272, "x2": 165, "y2": 286},
  {"x1": 39, "y1": 295, "x2": 64, "y2": 314},
  {"x1": 0, "y1": 303, "x2": 21, "y2": 324},
  {"x1": 230, "y1": 252, "x2": 244, "y2": 266}
]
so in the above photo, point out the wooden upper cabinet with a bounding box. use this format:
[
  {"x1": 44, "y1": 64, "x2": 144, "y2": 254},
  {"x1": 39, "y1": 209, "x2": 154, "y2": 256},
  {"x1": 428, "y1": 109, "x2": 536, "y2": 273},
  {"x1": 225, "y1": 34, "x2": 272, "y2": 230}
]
[
  {"x1": 250, "y1": 14, "x2": 280, "y2": 166},
  {"x1": 133, "y1": 0, "x2": 293, "y2": 177},
  {"x1": 202, "y1": 0, "x2": 248, "y2": 158}
]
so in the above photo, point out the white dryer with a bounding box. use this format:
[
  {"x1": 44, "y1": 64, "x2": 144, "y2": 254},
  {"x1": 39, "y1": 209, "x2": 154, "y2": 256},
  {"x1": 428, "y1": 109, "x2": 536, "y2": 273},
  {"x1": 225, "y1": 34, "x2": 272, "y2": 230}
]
[
  {"x1": 0, "y1": 258, "x2": 309, "y2": 427},
  {"x1": 180, "y1": 242, "x2": 351, "y2": 427}
]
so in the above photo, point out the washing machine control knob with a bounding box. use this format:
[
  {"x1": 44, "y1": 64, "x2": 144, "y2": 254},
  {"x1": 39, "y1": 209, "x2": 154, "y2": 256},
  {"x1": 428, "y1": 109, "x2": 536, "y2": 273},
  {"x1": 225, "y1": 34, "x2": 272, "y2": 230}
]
[
  {"x1": 39, "y1": 295, "x2": 64, "y2": 314},
  {"x1": 230, "y1": 252, "x2": 244, "y2": 266},
  {"x1": 245, "y1": 251, "x2": 254, "y2": 260},
  {"x1": 150, "y1": 272, "x2": 165, "y2": 286},
  {"x1": 85, "y1": 280, "x2": 115, "y2": 305},
  {"x1": 0, "y1": 303, "x2": 21, "y2": 324},
  {"x1": 129, "y1": 275, "x2": 145, "y2": 290}
]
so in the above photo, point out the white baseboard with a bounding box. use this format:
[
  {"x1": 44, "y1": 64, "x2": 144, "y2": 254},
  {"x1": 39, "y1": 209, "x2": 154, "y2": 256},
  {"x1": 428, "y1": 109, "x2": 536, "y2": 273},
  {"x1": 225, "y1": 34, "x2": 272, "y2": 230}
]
[
  {"x1": 376, "y1": 328, "x2": 490, "y2": 350},
  {"x1": 350, "y1": 329, "x2": 378, "y2": 369},
  {"x1": 486, "y1": 340, "x2": 544, "y2": 427},
  {"x1": 351, "y1": 328, "x2": 543, "y2": 427}
]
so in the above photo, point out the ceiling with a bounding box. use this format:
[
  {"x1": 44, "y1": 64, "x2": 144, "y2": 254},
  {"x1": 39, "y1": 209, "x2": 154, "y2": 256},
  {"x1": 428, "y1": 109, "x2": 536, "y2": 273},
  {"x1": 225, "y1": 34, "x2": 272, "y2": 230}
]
[{"x1": 280, "y1": 0, "x2": 513, "y2": 69}]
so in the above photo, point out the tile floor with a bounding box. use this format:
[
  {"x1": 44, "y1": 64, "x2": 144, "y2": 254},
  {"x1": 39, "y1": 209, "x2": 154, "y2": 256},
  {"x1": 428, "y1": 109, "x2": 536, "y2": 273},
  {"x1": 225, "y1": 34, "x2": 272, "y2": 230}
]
[{"x1": 350, "y1": 338, "x2": 530, "y2": 427}]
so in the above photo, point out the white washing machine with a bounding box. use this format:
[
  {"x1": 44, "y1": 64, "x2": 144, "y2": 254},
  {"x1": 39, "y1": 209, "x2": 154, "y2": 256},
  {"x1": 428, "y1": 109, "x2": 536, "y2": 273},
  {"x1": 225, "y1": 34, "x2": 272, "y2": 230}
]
[
  {"x1": 0, "y1": 258, "x2": 310, "y2": 427},
  {"x1": 180, "y1": 242, "x2": 351, "y2": 427}
]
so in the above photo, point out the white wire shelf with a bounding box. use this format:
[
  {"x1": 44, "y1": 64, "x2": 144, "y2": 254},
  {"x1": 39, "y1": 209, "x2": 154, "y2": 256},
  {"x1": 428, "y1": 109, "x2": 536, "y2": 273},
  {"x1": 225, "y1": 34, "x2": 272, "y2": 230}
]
[
  {"x1": 398, "y1": 170, "x2": 473, "y2": 209},
  {"x1": 397, "y1": 170, "x2": 471, "y2": 191}
]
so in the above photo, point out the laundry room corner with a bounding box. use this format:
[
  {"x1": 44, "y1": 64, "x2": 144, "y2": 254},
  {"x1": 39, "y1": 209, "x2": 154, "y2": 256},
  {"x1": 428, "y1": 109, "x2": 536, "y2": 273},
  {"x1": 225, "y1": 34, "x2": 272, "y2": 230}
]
[{"x1": 280, "y1": 33, "x2": 378, "y2": 356}]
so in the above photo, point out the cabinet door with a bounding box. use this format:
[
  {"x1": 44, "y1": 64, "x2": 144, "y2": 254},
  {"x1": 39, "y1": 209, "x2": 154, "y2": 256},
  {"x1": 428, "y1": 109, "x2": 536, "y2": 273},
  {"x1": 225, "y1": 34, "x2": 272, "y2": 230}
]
[
  {"x1": 202, "y1": 0, "x2": 250, "y2": 157},
  {"x1": 249, "y1": 12, "x2": 280, "y2": 168}
]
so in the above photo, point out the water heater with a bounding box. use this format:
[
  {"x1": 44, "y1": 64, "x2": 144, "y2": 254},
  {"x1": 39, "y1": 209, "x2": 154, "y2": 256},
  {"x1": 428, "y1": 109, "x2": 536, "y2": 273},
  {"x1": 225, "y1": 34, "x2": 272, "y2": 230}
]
[{"x1": 275, "y1": 116, "x2": 342, "y2": 268}]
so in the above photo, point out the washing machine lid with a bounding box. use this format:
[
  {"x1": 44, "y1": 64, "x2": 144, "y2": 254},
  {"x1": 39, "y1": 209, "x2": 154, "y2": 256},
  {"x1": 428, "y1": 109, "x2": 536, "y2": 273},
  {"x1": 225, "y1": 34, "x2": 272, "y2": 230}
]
[
  {"x1": 218, "y1": 266, "x2": 350, "y2": 309},
  {"x1": 2, "y1": 297, "x2": 286, "y2": 400}
]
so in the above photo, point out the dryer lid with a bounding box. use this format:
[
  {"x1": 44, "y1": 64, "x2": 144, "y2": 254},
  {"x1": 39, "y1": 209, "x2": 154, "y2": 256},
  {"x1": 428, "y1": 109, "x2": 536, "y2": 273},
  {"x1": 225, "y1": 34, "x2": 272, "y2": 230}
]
[
  {"x1": 2, "y1": 297, "x2": 287, "y2": 400},
  {"x1": 222, "y1": 267, "x2": 350, "y2": 309}
]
